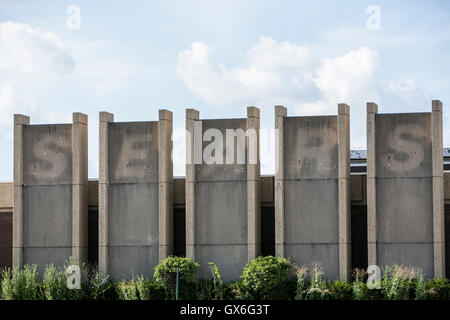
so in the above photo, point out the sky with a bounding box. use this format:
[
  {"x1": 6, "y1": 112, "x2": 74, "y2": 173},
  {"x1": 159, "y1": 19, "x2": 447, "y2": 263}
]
[{"x1": 0, "y1": 0, "x2": 449, "y2": 180}]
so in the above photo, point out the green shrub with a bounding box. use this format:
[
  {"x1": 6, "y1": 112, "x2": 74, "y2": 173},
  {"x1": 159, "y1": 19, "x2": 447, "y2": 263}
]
[
  {"x1": 135, "y1": 275, "x2": 165, "y2": 300},
  {"x1": 426, "y1": 278, "x2": 450, "y2": 300},
  {"x1": 1, "y1": 265, "x2": 40, "y2": 300},
  {"x1": 330, "y1": 280, "x2": 353, "y2": 300},
  {"x1": 116, "y1": 280, "x2": 138, "y2": 300},
  {"x1": 415, "y1": 273, "x2": 428, "y2": 300},
  {"x1": 89, "y1": 272, "x2": 114, "y2": 300},
  {"x1": 352, "y1": 268, "x2": 370, "y2": 300},
  {"x1": 240, "y1": 256, "x2": 293, "y2": 300},
  {"x1": 303, "y1": 264, "x2": 331, "y2": 300},
  {"x1": 154, "y1": 256, "x2": 198, "y2": 300},
  {"x1": 42, "y1": 264, "x2": 67, "y2": 300},
  {"x1": 294, "y1": 265, "x2": 308, "y2": 300},
  {"x1": 381, "y1": 265, "x2": 419, "y2": 300}
]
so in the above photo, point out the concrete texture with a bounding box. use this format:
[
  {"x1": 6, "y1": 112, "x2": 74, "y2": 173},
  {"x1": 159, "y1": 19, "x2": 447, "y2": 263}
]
[
  {"x1": 369, "y1": 106, "x2": 442, "y2": 278},
  {"x1": 106, "y1": 120, "x2": 159, "y2": 280},
  {"x1": 432, "y1": 100, "x2": 445, "y2": 277},
  {"x1": 187, "y1": 109, "x2": 260, "y2": 282},
  {"x1": 276, "y1": 106, "x2": 351, "y2": 280},
  {"x1": 100, "y1": 112, "x2": 173, "y2": 280},
  {"x1": 14, "y1": 114, "x2": 88, "y2": 272}
]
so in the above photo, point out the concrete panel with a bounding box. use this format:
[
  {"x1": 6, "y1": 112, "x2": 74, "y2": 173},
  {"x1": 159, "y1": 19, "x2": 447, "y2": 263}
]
[
  {"x1": 106, "y1": 122, "x2": 160, "y2": 280},
  {"x1": 284, "y1": 180, "x2": 339, "y2": 244},
  {"x1": 23, "y1": 247, "x2": 72, "y2": 275},
  {"x1": 284, "y1": 116, "x2": 338, "y2": 180},
  {"x1": 108, "y1": 184, "x2": 159, "y2": 246},
  {"x1": 23, "y1": 125, "x2": 73, "y2": 186},
  {"x1": 376, "y1": 178, "x2": 433, "y2": 243},
  {"x1": 377, "y1": 243, "x2": 434, "y2": 278},
  {"x1": 20, "y1": 124, "x2": 74, "y2": 269},
  {"x1": 22, "y1": 186, "x2": 72, "y2": 248},
  {"x1": 108, "y1": 122, "x2": 159, "y2": 184},
  {"x1": 195, "y1": 182, "x2": 247, "y2": 246},
  {"x1": 108, "y1": 246, "x2": 158, "y2": 280},
  {"x1": 193, "y1": 117, "x2": 253, "y2": 282},
  {"x1": 375, "y1": 113, "x2": 431, "y2": 179},
  {"x1": 372, "y1": 111, "x2": 437, "y2": 277},
  {"x1": 280, "y1": 113, "x2": 345, "y2": 280},
  {"x1": 195, "y1": 245, "x2": 247, "y2": 282}
]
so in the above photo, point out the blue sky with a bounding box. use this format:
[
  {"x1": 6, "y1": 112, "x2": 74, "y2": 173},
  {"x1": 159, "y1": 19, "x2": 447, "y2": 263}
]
[{"x1": 0, "y1": 0, "x2": 449, "y2": 180}]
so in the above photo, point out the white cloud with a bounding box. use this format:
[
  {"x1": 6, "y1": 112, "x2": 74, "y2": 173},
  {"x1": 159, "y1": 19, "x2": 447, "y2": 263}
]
[
  {"x1": 0, "y1": 83, "x2": 37, "y2": 126},
  {"x1": 176, "y1": 37, "x2": 319, "y2": 108},
  {"x1": 0, "y1": 22, "x2": 75, "y2": 131},
  {"x1": 0, "y1": 21, "x2": 74, "y2": 74},
  {"x1": 177, "y1": 37, "x2": 427, "y2": 149}
]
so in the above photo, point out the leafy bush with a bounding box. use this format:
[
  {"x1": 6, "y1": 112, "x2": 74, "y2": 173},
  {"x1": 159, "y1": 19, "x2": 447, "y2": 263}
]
[
  {"x1": 41, "y1": 264, "x2": 67, "y2": 300},
  {"x1": 1, "y1": 265, "x2": 40, "y2": 300},
  {"x1": 116, "y1": 280, "x2": 138, "y2": 300},
  {"x1": 135, "y1": 275, "x2": 165, "y2": 300},
  {"x1": 352, "y1": 268, "x2": 370, "y2": 300},
  {"x1": 240, "y1": 256, "x2": 293, "y2": 300},
  {"x1": 154, "y1": 256, "x2": 198, "y2": 299},
  {"x1": 89, "y1": 272, "x2": 114, "y2": 300},
  {"x1": 303, "y1": 264, "x2": 331, "y2": 300},
  {"x1": 330, "y1": 280, "x2": 353, "y2": 300},
  {"x1": 381, "y1": 265, "x2": 419, "y2": 300},
  {"x1": 426, "y1": 278, "x2": 450, "y2": 300}
]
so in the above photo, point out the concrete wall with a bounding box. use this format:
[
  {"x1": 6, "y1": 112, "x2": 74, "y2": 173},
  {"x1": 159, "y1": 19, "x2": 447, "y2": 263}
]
[
  {"x1": 275, "y1": 105, "x2": 351, "y2": 280},
  {"x1": 13, "y1": 113, "x2": 88, "y2": 274},
  {"x1": 367, "y1": 101, "x2": 444, "y2": 278},
  {"x1": 99, "y1": 111, "x2": 173, "y2": 280},
  {"x1": 186, "y1": 108, "x2": 260, "y2": 282}
]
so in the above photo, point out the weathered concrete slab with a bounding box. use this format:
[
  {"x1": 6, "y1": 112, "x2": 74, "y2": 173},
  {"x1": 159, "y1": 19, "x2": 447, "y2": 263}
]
[
  {"x1": 373, "y1": 112, "x2": 436, "y2": 277},
  {"x1": 275, "y1": 105, "x2": 351, "y2": 280},
  {"x1": 283, "y1": 116, "x2": 339, "y2": 279},
  {"x1": 99, "y1": 111, "x2": 173, "y2": 281},
  {"x1": 20, "y1": 124, "x2": 74, "y2": 271},
  {"x1": 187, "y1": 109, "x2": 260, "y2": 283},
  {"x1": 106, "y1": 121, "x2": 159, "y2": 280}
]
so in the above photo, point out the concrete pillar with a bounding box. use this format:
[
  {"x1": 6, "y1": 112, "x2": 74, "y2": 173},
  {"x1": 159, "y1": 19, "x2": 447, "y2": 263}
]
[
  {"x1": 338, "y1": 104, "x2": 351, "y2": 281},
  {"x1": 72, "y1": 113, "x2": 88, "y2": 263},
  {"x1": 431, "y1": 100, "x2": 445, "y2": 278},
  {"x1": 247, "y1": 106, "x2": 261, "y2": 260},
  {"x1": 158, "y1": 109, "x2": 173, "y2": 261},
  {"x1": 13, "y1": 114, "x2": 30, "y2": 268},
  {"x1": 99, "y1": 111, "x2": 114, "y2": 276},
  {"x1": 274, "y1": 105, "x2": 286, "y2": 258},
  {"x1": 185, "y1": 109, "x2": 199, "y2": 260},
  {"x1": 366, "y1": 102, "x2": 378, "y2": 267}
]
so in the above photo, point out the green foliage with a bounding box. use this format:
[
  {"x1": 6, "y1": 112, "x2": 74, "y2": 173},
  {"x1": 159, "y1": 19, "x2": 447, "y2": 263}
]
[
  {"x1": 41, "y1": 264, "x2": 67, "y2": 300},
  {"x1": 208, "y1": 262, "x2": 224, "y2": 300},
  {"x1": 303, "y1": 264, "x2": 331, "y2": 300},
  {"x1": 89, "y1": 272, "x2": 114, "y2": 300},
  {"x1": 426, "y1": 278, "x2": 450, "y2": 300},
  {"x1": 135, "y1": 275, "x2": 165, "y2": 300},
  {"x1": 2, "y1": 260, "x2": 450, "y2": 300},
  {"x1": 330, "y1": 280, "x2": 353, "y2": 300},
  {"x1": 381, "y1": 265, "x2": 419, "y2": 300},
  {"x1": 352, "y1": 268, "x2": 371, "y2": 300},
  {"x1": 116, "y1": 280, "x2": 138, "y2": 300},
  {"x1": 1, "y1": 265, "x2": 40, "y2": 300},
  {"x1": 415, "y1": 274, "x2": 428, "y2": 300},
  {"x1": 240, "y1": 256, "x2": 293, "y2": 300},
  {"x1": 153, "y1": 256, "x2": 198, "y2": 299}
]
